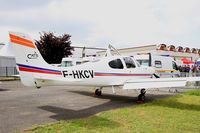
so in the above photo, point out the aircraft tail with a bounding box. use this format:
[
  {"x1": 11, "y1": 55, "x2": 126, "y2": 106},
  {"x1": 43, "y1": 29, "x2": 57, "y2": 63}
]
[{"x1": 9, "y1": 32, "x2": 62, "y2": 87}]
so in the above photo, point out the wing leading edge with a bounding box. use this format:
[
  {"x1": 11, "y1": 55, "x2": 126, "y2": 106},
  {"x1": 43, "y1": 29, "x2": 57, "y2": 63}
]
[{"x1": 123, "y1": 77, "x2": 200, "y2": 90}]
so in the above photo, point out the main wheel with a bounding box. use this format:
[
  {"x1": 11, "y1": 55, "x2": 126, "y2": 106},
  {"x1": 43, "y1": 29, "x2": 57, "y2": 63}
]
[
  {"x1": 95, "y1": 89, "x2": 102, "y2": 96},
  {"x1": 137, "y1": 89, "x2": 146, "y2": 102},
  {"x1": 140, "y1": 89, "x2": 146, "y2": 94}
]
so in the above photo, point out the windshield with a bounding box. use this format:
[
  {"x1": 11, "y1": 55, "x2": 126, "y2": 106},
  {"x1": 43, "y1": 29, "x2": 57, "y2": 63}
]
[{"x1": 109, "y1": 59, "x2": 124, "y2": 69}]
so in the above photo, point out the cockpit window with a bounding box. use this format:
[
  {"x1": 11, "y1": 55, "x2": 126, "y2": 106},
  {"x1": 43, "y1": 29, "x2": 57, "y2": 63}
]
[
  {"x1": 123, "y1": 57, "x2": 136, "y2": 68},
  {"x1": 109, "y1": 59, "x2": 124, "y2": 69}
]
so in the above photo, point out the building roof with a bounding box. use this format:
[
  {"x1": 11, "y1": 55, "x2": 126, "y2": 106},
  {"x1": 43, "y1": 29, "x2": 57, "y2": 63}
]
[
  {"x1": 97, "y1": 44, "x2": 157, "y2": 53},
  {"x1": 118, "y1": 44, "x2": 157, "y2": 51}
]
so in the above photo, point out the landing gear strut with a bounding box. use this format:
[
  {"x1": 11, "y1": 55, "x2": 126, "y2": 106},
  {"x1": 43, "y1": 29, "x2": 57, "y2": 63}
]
[
  {"x1": 137, "y1": 89, "x2": 146, "y2": 103},
  {"x1": 94, "y1": 88, "x2": 102, "y2": 96},
  {"x1": 35, "y1": 81, "x2": 41, "y2": 89}
]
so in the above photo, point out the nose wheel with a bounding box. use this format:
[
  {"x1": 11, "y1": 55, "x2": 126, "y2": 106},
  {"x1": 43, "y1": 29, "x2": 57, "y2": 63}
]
[
  {"x1": 94, "y1": 88, "x2": 102, "y2": 96},
  {"x1": 137, "y1": 89, "x2": 146, "y2": 103}
]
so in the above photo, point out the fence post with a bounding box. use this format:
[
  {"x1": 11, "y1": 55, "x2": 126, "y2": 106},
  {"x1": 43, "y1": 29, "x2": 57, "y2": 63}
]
[
  {"x1": 14, "y1": 67, "x2": 15, "y2": 75},
  {"x1": 6, "y1": 67, "x2": 8, "y2": 77}
]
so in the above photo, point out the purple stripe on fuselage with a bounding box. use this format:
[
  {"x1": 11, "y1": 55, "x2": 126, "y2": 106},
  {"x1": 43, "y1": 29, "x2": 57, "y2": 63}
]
[{"x1": 95, "y1": 72, "x2": 151, "y2": 76}]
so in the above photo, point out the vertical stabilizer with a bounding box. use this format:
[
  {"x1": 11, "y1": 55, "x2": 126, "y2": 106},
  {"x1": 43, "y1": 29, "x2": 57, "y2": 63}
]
[{"x1": 9, "y1": 32, "x2": 62, "y2": 87}]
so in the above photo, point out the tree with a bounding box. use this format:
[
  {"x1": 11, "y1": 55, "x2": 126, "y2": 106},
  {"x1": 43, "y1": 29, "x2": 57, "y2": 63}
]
[{"x1": 35, "y1": 32, "x2": 74, "y2": 64}]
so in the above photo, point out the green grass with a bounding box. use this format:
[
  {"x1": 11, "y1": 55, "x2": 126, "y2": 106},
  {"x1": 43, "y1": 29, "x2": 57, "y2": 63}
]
[
  {"x1": 25, "y1": 89, "x2": 200, "y2": 133},
  {"x1": 186, "y1": 89, "x2": 200, "y2": 96}
]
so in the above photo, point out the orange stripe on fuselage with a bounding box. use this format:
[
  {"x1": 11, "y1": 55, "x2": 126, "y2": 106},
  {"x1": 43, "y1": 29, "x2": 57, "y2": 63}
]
[{"x1": 9, "y1": 34, "x2": 36, "y2": 48}]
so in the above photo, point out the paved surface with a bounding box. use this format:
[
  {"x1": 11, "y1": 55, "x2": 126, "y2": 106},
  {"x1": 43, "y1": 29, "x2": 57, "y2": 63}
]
[{"x1": 0, "y1": 80, "x2": 193, "y2": 133}]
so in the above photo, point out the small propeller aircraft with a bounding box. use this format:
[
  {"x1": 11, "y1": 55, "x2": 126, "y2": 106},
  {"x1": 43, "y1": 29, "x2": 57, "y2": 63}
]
[{"x1": 9, "y1": 32, "x2": 200, "y2": 101}]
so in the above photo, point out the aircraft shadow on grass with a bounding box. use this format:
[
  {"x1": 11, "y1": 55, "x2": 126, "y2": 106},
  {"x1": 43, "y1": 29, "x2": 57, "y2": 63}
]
[
  {"x1": 149, "y1": 95, "x2": 200, "y2": 112},
  {"x1": 38, "y1": 90, "x2": 171, "y2": 121}
]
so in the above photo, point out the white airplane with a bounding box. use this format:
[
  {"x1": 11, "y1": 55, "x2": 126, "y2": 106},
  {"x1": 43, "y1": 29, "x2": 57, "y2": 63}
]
[{"x1": 9, "y1": 32, "x2": 200, "y2": 101}]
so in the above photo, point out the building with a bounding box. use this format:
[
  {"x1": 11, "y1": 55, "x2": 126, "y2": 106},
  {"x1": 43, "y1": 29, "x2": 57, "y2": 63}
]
[
  {"x1": 71, "y1": 46, "x2": 106, "y2": 58},
  {"x1": 0, "y1": 43, "x2": 17, "y2": 76},
  {"x1": 0, "y1": 43, "x2": 4, "y2": 49},
  {"x1": 97, "y1": 44, "x2": 200, "y2": 62}
]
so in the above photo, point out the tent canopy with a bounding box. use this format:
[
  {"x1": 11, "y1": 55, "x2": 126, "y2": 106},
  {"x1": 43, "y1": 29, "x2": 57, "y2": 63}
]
[
  {"x1": 181, "y1": 58, "x2": 194, "y2": 65},
  {"x1": 0, "y1": 43, "x2": 14, "y2": 57}
]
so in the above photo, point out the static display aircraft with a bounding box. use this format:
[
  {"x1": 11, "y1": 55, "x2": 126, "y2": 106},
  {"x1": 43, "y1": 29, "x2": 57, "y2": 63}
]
[{"x1": 9, "y1": 32, "x2": 200, "y2": 101}]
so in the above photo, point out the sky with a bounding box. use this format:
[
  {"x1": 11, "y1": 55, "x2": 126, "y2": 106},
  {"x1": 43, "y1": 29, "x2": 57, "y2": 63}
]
[{"x1": 0, "y1": 0, "x2": 200, "y2": 49}]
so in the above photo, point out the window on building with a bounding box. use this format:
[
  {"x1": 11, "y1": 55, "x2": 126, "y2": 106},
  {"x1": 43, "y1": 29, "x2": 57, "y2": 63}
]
[
  {"x1": 76, "y1": 61, "x2": 82, "y2": 65},
  {"x1": 123, "y1": 57, "x2": 136, "y2": 68},
  {"x1": 109, "y1": 59, "x2": 124, "y2": 69},
  {"x1": 155, "y1": 60, "x2": 162, "y2": 68}
]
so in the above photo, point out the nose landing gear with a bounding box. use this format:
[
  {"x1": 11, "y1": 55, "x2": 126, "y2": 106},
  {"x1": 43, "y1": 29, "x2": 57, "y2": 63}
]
[{"x1": 137, "y1": 89, "x2": 146, "y2": 103}]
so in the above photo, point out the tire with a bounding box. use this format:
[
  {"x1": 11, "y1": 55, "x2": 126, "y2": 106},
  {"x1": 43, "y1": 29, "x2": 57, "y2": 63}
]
[{"x1": 95, "y1": 89, "x2": 102, "y2": 96}]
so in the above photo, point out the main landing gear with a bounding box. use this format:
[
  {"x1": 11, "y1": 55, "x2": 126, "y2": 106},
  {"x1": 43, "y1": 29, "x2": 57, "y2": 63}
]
[
  {"x1": 35, "y1": 81, "x2": 41, "y2": 89},
  {"x1": 137, "y1": 89, "x2": 146, "y2": 103},
  {"x1": 94, "y1": 87, "x2": 102, "y2": 96}
]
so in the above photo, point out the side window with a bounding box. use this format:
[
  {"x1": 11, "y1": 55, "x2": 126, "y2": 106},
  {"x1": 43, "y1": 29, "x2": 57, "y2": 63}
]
[
  {"x1": 123, "y1": 57, "x2": 136, "y2": 68},
  {"x1": 137, "y1": 59, "x2": 149, "y2": 66},
  {"x1": 155, "y1": 60, "x2": 162, "y2": 68},
  {"x1": 109, "y1": 59, "x2": 124, "y2": 69}
]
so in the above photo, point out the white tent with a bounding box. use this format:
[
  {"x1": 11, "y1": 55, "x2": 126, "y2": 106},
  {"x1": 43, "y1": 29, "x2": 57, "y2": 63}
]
[
  {"x1": 0, "y1": 43, "x2": 16, "y2": 72},
  {"x1": 0, "y1": 43, "x2": 14, "y2": 57}
]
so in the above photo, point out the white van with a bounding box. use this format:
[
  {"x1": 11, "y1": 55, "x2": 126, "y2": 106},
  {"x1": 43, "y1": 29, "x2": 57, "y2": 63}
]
[
  {"x1": 61, "y1": 57, "x2": 83, "y2": 67},
  {"x1": 60, "y1": 57, "x2": 98, "y2": 67},
  {"x1": 134, "y1": 53, "x2": 180, "y2": 77}
]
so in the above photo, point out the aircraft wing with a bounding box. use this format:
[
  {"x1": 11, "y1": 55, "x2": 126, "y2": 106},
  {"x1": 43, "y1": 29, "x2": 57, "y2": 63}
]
[
  {"x1": 123, "y1": 77, "x2": 200, "y2": 90},
  {"x1": 183, "y1": 77, "x2": 200, "y2": 82}
]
